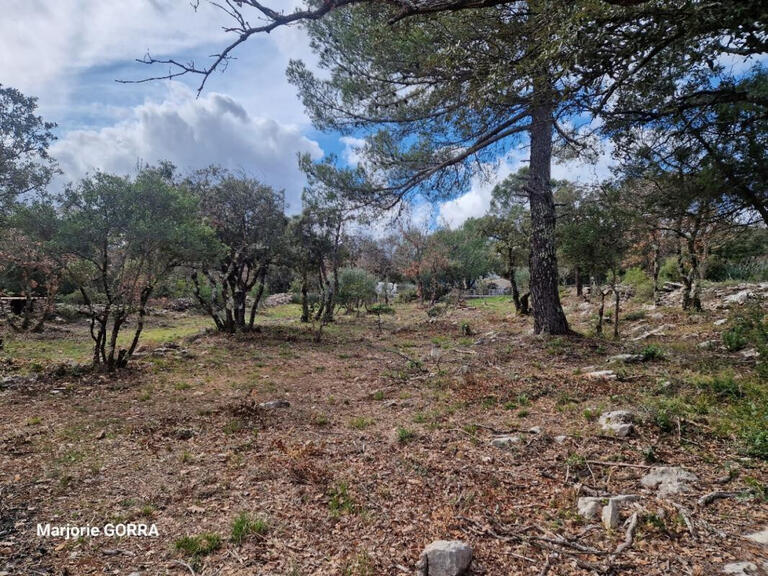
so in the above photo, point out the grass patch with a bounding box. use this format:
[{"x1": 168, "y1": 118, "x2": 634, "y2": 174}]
[
  {"x1": 395, "y1": 426, "x2": 416, "y2": 444},
  {"x1": 231, "y1": 512, "x2": 268, "y2": 544},
  {"x1": 174, "y1": 532, "x2": 222, "y2": 557},
  {"x1": 349, "y1": 416, "x2": 374, "y2": 430},
  {"x1": 328, "y1": 482, "x2": 356, "y2": 517}
]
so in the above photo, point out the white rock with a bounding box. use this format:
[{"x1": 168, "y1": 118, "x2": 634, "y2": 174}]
[
  {"x1": 632, "y1": 325, "x2": 671, "y2": 341},
  {"x1": 607, "y1": 354, "x2": 644, "y2": 364},
  {"x1": 416, "y1": 540, "x2": 473, "y2": 576},
  {"x1": 722, "y1": 562, "x2": 758, "y2": 575},
  {"x1": 598, "y1": 411, "x2": 635, "y2": 437},
  {"x1": 577, "y1": 497, "x2": 603, "y2": 519},
  {"x1": 259, "y1": 399, "x2": 290, "y2": 409},
  {"x1": 741, "y1": 348, "x2": 760, "y2": 359},
  {"x1": 724, "y1": 290, "x2": 753, "y2": 305},
  {"x1": 610, "y1": 494, "x2": 639, "y2": 505},
  {"x1": 602, "y1": 499, "x2": 619, "y2": 530},
  {"x1": 698, "y1": 340, "x2": 719, "y2": 349},
  {"x1": 714, "y1": 318, "x2": 728, "y2": 327},
  {"x1": 491, "y1": 435, "x2": 521, "y2": 449},
  {"x1": 528, "y1": 426, "x2": 542, "y2": 434},
  {"x1": 554, "y1": 435, "x2": 567, "y2": 444},
  {"x1": 745, "y1": 527, "x2": 768, "y2": 546},
  {"x1": 640, "y1": 467, "x2": 698, "y2": 497},
  {"x1": 585, "y1": 370, "x2": 617, "y2": 381}
]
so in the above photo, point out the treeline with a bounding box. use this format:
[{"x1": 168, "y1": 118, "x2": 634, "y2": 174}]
[{"x1": 1, "y1": 157, "x2": 764, "y2": 374}]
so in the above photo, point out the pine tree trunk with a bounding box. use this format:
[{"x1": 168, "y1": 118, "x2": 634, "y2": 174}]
[
  {"x1": 528, "y1": 97, "x2": 569, "y2": 335},
  {"x1": 575, "y1": 266, "x2": 583, "y2": 297}
]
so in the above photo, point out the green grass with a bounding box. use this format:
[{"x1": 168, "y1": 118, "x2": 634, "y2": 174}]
[
  {"x1": 174, "y1": 532, "x2": 222, "y2": 557},
  {"x1": 328, "y1": 482, "x2": 356, "y2": 517},
  {"x1": 396, "y1": 426, "x2": 416, "y2": 444},
  {"x1": 230, "y1": 512, "x2": 268, "y2": 544},
  {"x1": 349, "y1": 416, "x2": 374, "y2": 430},
  {"x1": 642, "y1": 370, "x2": 768, "y2": 458}
]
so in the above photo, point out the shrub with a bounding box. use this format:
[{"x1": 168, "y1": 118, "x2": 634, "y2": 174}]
[
  {"x1": 723, "y1": 302, "x2": 767, "y2": 374},
  {"x1": 641, "y1": 344, "x2": 665, "y2": 361},
  {"x1": 659, "y1": 257, "x2": 682, "y2": 283},
  {"x1": 338, "y1": 268, "x2": 378, "y2": 312},
  {"x1": 622, "y1": 267, "x2": 654, "y2": 301}
]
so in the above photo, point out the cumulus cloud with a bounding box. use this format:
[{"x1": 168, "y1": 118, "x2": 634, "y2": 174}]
[
  {"x1": 438, "y1": 149, "x2": 527, "y2": 228},
  {"x1": 51, "y1": 84, "x2": 323, "y2": 211}
]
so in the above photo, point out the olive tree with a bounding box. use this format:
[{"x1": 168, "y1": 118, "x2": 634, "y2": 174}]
[
  {"x1": 56, "y1": 166, "x2": 214, "y2": 371},
  {"x1": 187, "y1": 169, "x2": 287, "y2": 333}
]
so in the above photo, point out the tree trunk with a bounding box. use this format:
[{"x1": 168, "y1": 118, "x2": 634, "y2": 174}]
[
  {"x1": 596, "y1": 289, "x2": 605, "y2": 336},
  {"x1": 300, "y1": 270, "x2": 310, "y2": 323},
  {"x1": 575, "y1": 266, "x2": 583, "y2": 297},
  {"x1": 507, "y1": 247, "x2": 521, "y2": 312},
  {"x1": 528, "y1": 97, "x2": 569, "y2": 335},
  {"x1": 651, "y1": 239, "x2": 661, "y2": 306},
  {"x1": 613, "y1": 283, "x2": 620, "y2": 340}
]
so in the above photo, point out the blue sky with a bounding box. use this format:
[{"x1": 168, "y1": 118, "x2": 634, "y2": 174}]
[{"x1": 1, "y1": 0, "x2": 620, "y2": 227}]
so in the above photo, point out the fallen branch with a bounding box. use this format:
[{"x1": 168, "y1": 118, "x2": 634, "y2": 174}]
[
  {"x1": 697, "y1": 490, "x2": 753, "y2": 507},
  {"x1": 171, "y1": 560, "x2": 197, "y2": 576},
  {"x1": 586, "y1": 460, "x2": 651, "y2": 469},
  {"x1": 612, "y1": 512, "x2": 638, "y2": 557},
  {"x1": 672, "y1": 503, "x2": 696, "y2": 540}
]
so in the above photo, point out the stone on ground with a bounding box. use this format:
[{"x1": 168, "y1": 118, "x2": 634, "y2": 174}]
[
  {"x1": 599, "y1": 410, "x2": 635, "y2": 437},
  {"x1": 259, "y1": 399, "x2": 290, "y2": 409},
  {"x1": 491, "y1": 435, "x2": 521, "y2": 449},
  {"x1": 585, "y1": 370, "x2": 617, "y2": 381},
  {"x1": 416, "y1": 540, "x2": 473, "y2": 576},
  {"x1": 602, "y1": 499, "x2": 619, "y2": 530},
  {"x1": 640, "y1": 467, "x2": 698, "y2": 497},
  {"x1": 577, "y1": 497, "x2": 603, "y2": 519},
  {"x1": 745, "y1": 527, "x2": 768, "y2": 546},
  {"x1": 722, "y1": 562, "x2": 758, "y2": 575},
  {"x1": 607, "y1": 354, "x2": 644, "y2": 364}
]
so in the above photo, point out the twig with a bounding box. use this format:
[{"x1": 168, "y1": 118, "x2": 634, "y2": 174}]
[
  {"x1": 538, "y1": 553, "x2": 557, "y2": 576},
  {"x1": 672, "y1": 503, "x2": 696, "y2": 540},
  {"x1": 171, "y1": 560, "x2": 197, "y2": 576},
  {"x1": 586, "y1": 460, "x2": 651, "y2": 469},
  {"x1": 697, "y1": 490, "x2": 752, "y2": 507},
  {"x1": 612, "y1": 512, "x2": 638, "y2": 557}
]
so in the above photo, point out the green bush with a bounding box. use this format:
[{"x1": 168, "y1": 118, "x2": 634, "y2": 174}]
[
  {"x1": 338, "y1": 268, "x2": 377, "y2": 312},
  {"x1": 723, "y1": 302, "x2": 767, "y2": 374},
  {"x1": 659, "y1": 257, "x2": 682, "y2": 283},
  {"x1": 622, "y1": 267, "x2": 654, "y2": 301}
]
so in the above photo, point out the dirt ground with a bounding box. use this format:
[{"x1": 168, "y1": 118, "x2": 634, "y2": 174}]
[{"x1": 0, "y1": 291, "x2": 766, "y2": 575}]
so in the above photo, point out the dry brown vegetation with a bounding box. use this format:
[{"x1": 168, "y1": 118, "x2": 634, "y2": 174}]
[{"x1": 1, "y1": 291, "x2": 766, "y2": 575}]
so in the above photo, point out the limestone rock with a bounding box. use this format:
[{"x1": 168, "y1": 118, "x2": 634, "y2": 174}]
[
  {"x1": 599, "y1": 411, "x2": 635, "y2": 437},
  {"x1": 585, "y1": 370, "x2": 617, "y2": 381},
  {"x1": 416, "y1": 540, "x2": 472, "y2": 576},
  {"x1": 745, "y1": 527, "x2": 768, "y2": 546},
  {"x1": 491, "y1": 435, "x2": 521, "y2": 449},
  {"x1": 577, "y1": 497, "x2": 603, "y2": 520},
  {"x1": 259, "y1": 399, "x2": 290, "y2": 409},
  {"x1": 602, "y1": 499, "x2": 619, "y2": 530},
  {"x1": 641, "y1": 467, "x2": 698, "y2": 497},
  {"x1": 722, "y1": 562, "x2": 758, "y2": 575},
  {"x1": 714, "y1": 318, "x2": 728, "y2": 327},
  {"x1": 724, "y1": 290, "x2": 753, "y2": 306},
  {"x1": 607, "y1": 354, "x2": 644, "y2": 364}
]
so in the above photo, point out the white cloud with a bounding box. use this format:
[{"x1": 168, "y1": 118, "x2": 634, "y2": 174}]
[
  {"x1": 51, "y1": 83, "x2": 323, "y2": 212},
  {"x1": 438, "y1": 149, "x2": 527, "y2": 228}
]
